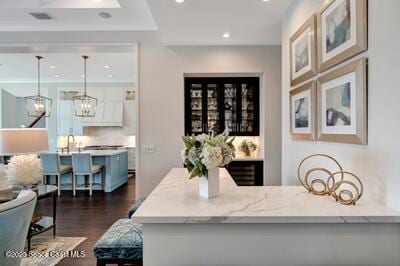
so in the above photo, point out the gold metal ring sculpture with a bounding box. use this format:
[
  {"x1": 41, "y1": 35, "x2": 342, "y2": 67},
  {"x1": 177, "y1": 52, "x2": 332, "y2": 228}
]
[
  {"x1": 298, "y1": 154, "x2": 343, "y2": 195},
  {"x1": 327, "y1": 171, "x2": 363, "y2": 205},
  {"x1": 298, "y1": 154, "x2": 363, "y2": 205}
]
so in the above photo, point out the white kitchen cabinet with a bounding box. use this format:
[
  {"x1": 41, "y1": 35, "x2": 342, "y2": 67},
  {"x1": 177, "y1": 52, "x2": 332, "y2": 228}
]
[
  {"x1": 103, "y1": 101, "x2": 123, "y2": 124},
  {"x1": 57, "y1": 100, "x2": 82, "y2": 135},
  {"x1": 123, "y1": 100, "x2": 136, "y2": 135},
  {"x1": 119, "y1": 147, "x2": 135, "y2": 172},
  {"x1": 81, "y1": 88, "x2": 124, "y2": 127},
  {"x1": 105, "y1": 89, "x2": 124, "y2": 102}
]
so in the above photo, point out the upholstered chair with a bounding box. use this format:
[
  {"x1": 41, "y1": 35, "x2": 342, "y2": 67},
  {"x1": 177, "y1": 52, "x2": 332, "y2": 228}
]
[
  {"x1": 40, "y1": 153, "x2": 73, "y2": 196},
  {"x1": 71, "y1": 153, "x2": 102, "y2": 196},
  {"x1": 0, "y1": 191, "x2": 37, "y2": 266}
]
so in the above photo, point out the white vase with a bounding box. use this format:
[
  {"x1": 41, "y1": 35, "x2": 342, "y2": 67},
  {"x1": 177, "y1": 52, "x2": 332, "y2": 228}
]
[{"x1": 199, "y1": 168, "x2": 220, "y2": 199}]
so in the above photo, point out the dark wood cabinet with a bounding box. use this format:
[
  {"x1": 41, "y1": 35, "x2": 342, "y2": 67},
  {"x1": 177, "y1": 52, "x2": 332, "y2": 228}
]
[
  {"x1": 185, "y1": 77, "x2": 260, "y2": 136},
  {"x1": 226, "y1": 161, "x2": 263, "y2": 186}
]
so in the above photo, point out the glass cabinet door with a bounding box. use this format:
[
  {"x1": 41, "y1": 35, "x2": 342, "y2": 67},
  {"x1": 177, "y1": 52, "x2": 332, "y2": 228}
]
[
  {"x1": 223, "y1": 83, "x2": 238, "y2": 134},
  {"x1": 189, "y1": 83, "x2": 204, "y2": 133},
  {"x1": 240, "y1": 82, "x2": 255, "y2": 134},
  {"x1": 206, "y1": 83, "x2": 220, "y2": 133},
  {"x1": 185, "y1": 77, "x2": 259, "y2": 136}
]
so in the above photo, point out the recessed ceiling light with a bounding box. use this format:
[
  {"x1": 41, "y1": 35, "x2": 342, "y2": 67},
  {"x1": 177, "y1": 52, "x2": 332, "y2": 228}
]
[
  {"x1": 107, "y1": 74, "x2": 113, "y2": 78},
  {"x1": 176, "y1": 0, "x2": 184, "y2": 3},
  {"x1": 98, "y1": 12, "x2": 112, "y2": 19},
  {"x1": 55, "y1": 74, "x2": 60, "y2": 78},
  {"x1": 81, "y1": 74, "x2": 85, "y2": 78},
  {"x1": 50, "y1": 65, "x2": 56, "y2": 69},
  {"x1": 104, "y1": 65, "x2": 110, "y2": 69},
  {"x1": 223, "y1": 33, "x2": 230, "y2": 38},
  {"x1": 262, "y1": 0, "x2": 270, "y2": 2}
]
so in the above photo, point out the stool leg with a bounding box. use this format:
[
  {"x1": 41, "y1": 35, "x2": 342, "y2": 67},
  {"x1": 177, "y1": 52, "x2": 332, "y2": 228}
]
[
  {"x1": 101, "y1": 170, "x2": 104, "y2": 191},
  {"x1": 73, "y1": 174, "x2": 76, "y2": 197},
  {"x1": 57, "y1": 174, "x2": 61, "y2": 196},
  {"x1": 89, "y1": 174, "x2": 93, "y2": 196}
]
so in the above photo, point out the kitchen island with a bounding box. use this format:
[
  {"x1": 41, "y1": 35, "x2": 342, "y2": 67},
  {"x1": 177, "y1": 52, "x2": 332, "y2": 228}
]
[
  {"x1": 133, "y1": 168, "x2": 400, "y2": 266},
  {"x1": 60, "y1": 150, "x2": 128, "y2": 192}
]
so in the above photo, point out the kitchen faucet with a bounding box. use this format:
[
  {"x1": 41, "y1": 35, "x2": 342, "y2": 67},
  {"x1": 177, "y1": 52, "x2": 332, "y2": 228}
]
[{"x1": 67, "y1": 134, "x2": 75, "y2": 154}]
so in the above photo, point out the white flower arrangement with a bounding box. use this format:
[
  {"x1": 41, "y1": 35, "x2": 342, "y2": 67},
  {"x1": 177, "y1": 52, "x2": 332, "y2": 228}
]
[
  {"x1": 6, "y1": 155, "x2": 43, "y2": 186},
  {"x1": 181, "y1": 130, "x2": 235, "y2": 179}
]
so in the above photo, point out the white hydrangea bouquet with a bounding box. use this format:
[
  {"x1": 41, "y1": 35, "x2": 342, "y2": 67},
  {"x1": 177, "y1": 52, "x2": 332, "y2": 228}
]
[{"x1": 181, "y1": 130, "x2": 235, "y2": 198}]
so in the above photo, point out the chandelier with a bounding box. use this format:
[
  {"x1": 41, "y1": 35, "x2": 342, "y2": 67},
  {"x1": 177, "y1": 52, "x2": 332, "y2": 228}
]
[
  {"x1": 73, "y1": 55, "x2": 98, "y2": 117},
  {"x1": 25, "y1": 56, "x2": 53, "y2": 118}
]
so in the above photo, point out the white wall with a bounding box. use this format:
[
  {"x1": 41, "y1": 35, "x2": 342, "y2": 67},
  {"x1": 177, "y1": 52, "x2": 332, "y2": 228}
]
[
  {"x1": 0, "y1": 89, "x2": 17, "y2": 128},
  {"x1": 0, "y1": 31, "x2": 282, "y2": 198},
  {"x1": 138, "y1": 44, "x2": 282, "y2": 197},
  {"x1": 281, "y1": 0, "x2": 400, "y2": 209}
]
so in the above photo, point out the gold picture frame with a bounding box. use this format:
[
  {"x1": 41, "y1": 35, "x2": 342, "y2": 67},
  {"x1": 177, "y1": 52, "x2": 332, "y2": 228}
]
[
  {"x1": 290, "y1": 14, "x2": 317, "y2": 86},
  {"x1": 317, "y1": 58, "x2": 367, "y2": 144},
  {"x1": 317, "y1": 0, "x2": 367, "y2": 72},
  {"x1": 290, "y1": 81, "x2": 317, "y2": 141}
]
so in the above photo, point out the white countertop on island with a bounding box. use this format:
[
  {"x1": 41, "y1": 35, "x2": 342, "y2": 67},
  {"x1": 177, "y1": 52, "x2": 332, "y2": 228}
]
[
  {"x1": 59, "y1": 150, "x2": 127, "y2": 156},
  {"x1": 133, "y1": 168, "x2": 400, "y2": 224}
]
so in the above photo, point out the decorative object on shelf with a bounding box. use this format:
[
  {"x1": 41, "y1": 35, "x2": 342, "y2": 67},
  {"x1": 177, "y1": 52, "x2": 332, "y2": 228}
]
[
  {"x1": 73, "y1": 55, "x2": 98, "y2": 117},
  {"x1": 290, "y1": 14, "x2": 317, "y2": 86},
  {"x1": 25, "y1": 56, "x2": 53, "y2": 118},
  {"x1": 6, "y1": 154, "x2": 43, "y2": 188},
  {"x1": 290, "y1": 81, "x2": 317, "y2": 141},
  {"x1": 181, "y1": 130, "x2": 235, "y2": 198},
  {"x1": 238, "y1": 139, "x2": 257, "y2": 157},
  {"x1": 125, "y1": 90, "x2": 135, "y2": 100},
  {"x1": 317, "y1": 0, "x2": 367, "y2": 72},
  {"x1": 298, "y1": 153, "x2": 363, "y2": 205},
  {"x1": 317, "y1": 58, "x2": 367, "y2": 144}
]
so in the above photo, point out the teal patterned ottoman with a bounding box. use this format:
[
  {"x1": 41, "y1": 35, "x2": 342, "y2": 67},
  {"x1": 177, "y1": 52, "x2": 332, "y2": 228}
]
[{"x1": 93, "y1": 219, "x2": 142, "y2": 266}]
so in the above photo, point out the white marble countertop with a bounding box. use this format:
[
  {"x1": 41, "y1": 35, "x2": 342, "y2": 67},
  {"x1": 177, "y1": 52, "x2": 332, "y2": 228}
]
[
  {"x1": 133, "y1": 168, "x2": 400, "y2": 224},
  {"x1": 59, "y1": 150, "x2": 127, "y2": 157},
  {"x1": 232, "y1": 156, "x2": 264, "y2": 161}
]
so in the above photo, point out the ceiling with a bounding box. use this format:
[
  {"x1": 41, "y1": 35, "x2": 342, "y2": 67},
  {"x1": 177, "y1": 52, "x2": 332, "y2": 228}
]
[
  {"x1": 147, "y1": 0, "x2": 294, "y2": 45},
  {"x1": 0, "y1": 52, "x2": 137, "y2": 83},
  {"x1": 0, "y1": 0, "x2": 157, "y2": 31},
  {"x1": 0, "y1": 0, "x2": 294, "y2": 45}
]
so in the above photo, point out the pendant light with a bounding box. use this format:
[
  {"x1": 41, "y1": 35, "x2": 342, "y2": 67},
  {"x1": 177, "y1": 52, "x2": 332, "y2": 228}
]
[
  {"x1": 25, "y1": 56, "x2": 53, "y2": 117},
  {"x1": 73, "y1": 55, "x2": 98, "y2": 117}
]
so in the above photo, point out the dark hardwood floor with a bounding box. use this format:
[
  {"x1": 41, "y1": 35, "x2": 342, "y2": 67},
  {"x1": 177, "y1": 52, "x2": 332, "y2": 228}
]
[{"x1": 37, "y1": 176, "x2": 136, "y2": 266}]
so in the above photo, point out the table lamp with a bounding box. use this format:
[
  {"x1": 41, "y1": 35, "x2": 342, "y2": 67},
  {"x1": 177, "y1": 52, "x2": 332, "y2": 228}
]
[
  {"x1": 0, "y1": 128, "x2": 49, "y2": 155},
  {"x1": 0, "y1": 128, "x2": 49, "y2": 187}
]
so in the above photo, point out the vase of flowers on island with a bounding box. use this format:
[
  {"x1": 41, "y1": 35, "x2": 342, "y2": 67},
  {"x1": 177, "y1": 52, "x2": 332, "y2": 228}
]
[{"x1": 181, "y1": 130, "x2": 235, "y2": 199}]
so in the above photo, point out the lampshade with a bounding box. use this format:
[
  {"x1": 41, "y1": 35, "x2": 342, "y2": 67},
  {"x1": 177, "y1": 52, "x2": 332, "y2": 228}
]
[{"x1": 0, "y1": 128, "x2": 49, "y2": 155}]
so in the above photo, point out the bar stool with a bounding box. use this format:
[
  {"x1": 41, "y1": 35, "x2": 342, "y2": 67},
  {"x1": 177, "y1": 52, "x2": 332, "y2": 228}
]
[
  {"x1": 40, "y1": 153, "x2": 73, "y2": 196},
  {"x1": 71, "y1": 153, "x2": 103, "y2": 197}
]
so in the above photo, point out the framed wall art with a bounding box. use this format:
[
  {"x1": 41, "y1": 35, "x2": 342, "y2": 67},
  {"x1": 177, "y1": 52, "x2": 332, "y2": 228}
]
[
  {"x1": 317, "y1": 58, "x2": 367, "y2": 144},
  {"x1": 290, "y1": 14, "x2": 317, "y2": 86},
  {"x1": 290, "y1": 81, "x2": 317, "y2": 141},
  {"x1": 317, "y1": 0, "x2": 367, "y2": 72}
]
